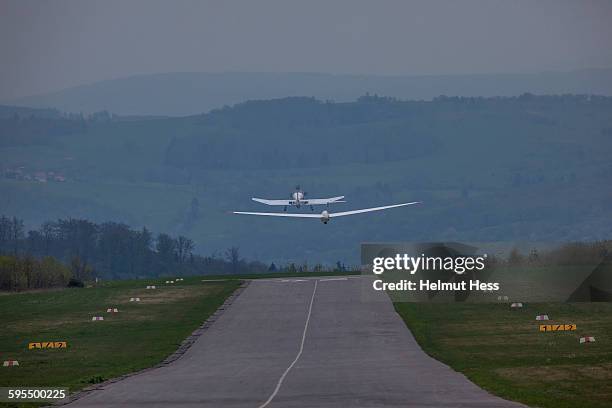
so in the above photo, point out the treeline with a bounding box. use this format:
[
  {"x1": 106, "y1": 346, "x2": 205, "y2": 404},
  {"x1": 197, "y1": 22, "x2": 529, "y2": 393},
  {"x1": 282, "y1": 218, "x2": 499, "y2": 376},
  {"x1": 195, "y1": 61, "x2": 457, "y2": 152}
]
[
  {"x1": 0, "y1": 255, "x2": 71, "y2": 291},
  {"x1": 0, "y1": 215, "x2": 271, "y2": 287},
  {"x1": 0, "y1": 115, "x2": 86, "y2": 147},
  {"x1": 164, "y1": 94, "x2": 612, "y2": 171},
  {"x1": 0, "y1": 107, "x2": 118, "y2": 147},
  {"x1": 504, "y1": 242, "x2": 610, "y2": 267}
]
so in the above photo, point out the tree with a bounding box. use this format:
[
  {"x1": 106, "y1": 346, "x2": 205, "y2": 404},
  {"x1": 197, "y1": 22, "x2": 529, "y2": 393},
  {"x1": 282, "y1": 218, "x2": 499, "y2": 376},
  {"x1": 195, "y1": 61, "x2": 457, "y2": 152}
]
[
  {"x1": 97, "y1": 222, "x2": 133, "y2": 278},
  {"x1": 156, "y1": 234, "x2": 176, "y2": 259},
  {"x1": 507, "y1": 248, "x2": 524, "y2": 266},
  {"x1": 156, "y1": 233, "x2": 177, "y2": 276},
  {"x1": 225, "y1": 247, "x2": 241, "y2": 274},
  {"x1": 57, "y1": 219, "x2": 97, "y2": 264},
  {"x1": 40, "y1": 256, "x2": 71, "y2": 287},
  {"x1": 528, "y1": 248, "x2": 539, "y2": 264},
  {"x1": 133, "y1": 227, "x2": 153, "y2": 277},
  {"x1": 9, "y1": 217, "x2": 24, "y2": 255},
  {"x1": 70, "y1": 256, "x2": 92, "y2": 282},
  {"x1": 40, "y1": 222, "x2": 57, "y2": 255},
  {"x1": 0, "y1": 216, "x2": 12, "y2": 253},
  {"x1": 176, "y1": 236, "x2": 194, "y2": 264}
]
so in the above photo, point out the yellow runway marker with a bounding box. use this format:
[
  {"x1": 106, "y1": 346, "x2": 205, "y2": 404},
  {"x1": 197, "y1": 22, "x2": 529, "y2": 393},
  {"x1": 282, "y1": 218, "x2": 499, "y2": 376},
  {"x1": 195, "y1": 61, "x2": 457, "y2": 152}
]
[
  {"x1": 539, "y1": 324, "x2": 576, "y2": 332},
  {"x1": 28, "y1": 341, "x2": 67, "y2": 349}
]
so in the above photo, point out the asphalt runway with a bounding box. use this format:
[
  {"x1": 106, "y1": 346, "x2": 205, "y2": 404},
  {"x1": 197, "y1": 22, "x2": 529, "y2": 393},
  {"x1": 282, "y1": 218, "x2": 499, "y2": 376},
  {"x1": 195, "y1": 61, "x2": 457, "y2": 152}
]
[{"x1": 65, "y1": 277, "x2": 525, "y2": 407}]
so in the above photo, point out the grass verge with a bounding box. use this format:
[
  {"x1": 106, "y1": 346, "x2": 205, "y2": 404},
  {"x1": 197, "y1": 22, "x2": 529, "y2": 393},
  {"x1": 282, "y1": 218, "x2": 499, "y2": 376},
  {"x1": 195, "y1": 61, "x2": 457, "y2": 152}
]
[
  {"x1": 394, "y1": 302, "x2": 612, "y2": 408},
  {"x1": 198, "y1": 270, "x2": 360, "y2": 281},
  {"x1": 0, "y1": 277, "x2": 241, "y2": 407}
]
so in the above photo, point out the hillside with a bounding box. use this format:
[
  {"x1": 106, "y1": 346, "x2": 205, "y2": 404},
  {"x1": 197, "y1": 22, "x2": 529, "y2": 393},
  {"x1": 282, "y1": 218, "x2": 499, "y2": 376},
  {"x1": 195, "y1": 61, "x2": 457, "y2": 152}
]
[
  {"x1": 6, "y1": 69, "x2": 612, "y2": 116},
  {"x1": 1, "y1": 95, "x2": 611, "y2": 264}
]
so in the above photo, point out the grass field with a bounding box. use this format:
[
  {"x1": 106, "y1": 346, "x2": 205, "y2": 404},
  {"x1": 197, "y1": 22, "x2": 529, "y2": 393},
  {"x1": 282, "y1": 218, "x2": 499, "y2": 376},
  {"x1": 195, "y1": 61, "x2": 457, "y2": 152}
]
[
  {"x1": 198, "y1": 270, "x2": 360, "y2": 281},
  {"x1": 394, "y1": 302, "x2": 612, "y2": 408},
  {"x1": 0, "y1": 277, "x2": 241, "y2": 407}
]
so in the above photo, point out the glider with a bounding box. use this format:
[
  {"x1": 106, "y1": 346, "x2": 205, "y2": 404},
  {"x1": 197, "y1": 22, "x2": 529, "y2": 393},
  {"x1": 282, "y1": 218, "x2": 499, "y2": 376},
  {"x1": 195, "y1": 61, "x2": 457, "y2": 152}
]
[{"x1": 234, "y1": 202, "x2": 420, "y2": 224}]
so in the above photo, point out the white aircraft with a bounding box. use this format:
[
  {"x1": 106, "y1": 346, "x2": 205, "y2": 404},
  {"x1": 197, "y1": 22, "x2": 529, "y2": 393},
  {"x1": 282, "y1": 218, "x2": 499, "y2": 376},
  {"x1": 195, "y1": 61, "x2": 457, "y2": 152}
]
[
  {"x1": 252, "y1": 186, "x2": 345, "y2": 211},
  {"x1": 234, "y1": 202, "x2": 420, "y2": 224}
]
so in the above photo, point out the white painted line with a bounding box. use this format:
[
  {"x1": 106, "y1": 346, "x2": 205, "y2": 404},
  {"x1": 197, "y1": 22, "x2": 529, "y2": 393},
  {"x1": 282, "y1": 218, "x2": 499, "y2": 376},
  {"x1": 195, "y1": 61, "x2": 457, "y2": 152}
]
[
  {"x1": 258, "y1": 280, "x2": 318, "y2": 408},
  {"x1": 319, "y1": 277, "x2": 348, "y2": 282}
]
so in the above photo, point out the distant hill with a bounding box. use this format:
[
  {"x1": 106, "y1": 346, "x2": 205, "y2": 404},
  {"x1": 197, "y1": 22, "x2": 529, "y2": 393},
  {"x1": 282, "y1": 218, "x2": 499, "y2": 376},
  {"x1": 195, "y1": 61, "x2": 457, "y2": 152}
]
[
  {"x1": 6, "y1": 69, "x2": 612, "y2": 116},
  {"x1": 1, "y1": 94, "x2": 611, "y2": 264}
]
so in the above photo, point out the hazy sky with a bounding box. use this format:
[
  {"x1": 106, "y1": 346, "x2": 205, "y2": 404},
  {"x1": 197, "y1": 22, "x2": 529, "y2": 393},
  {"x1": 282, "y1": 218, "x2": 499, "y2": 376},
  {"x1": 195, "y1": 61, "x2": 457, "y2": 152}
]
[{"x1": 1, "y1": 0, "x2": 611, "y2": 99}]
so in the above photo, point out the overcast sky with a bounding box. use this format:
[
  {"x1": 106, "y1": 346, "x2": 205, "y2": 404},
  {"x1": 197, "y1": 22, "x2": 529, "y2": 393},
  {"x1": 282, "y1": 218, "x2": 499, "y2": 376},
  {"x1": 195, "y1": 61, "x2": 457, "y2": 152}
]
[{"x1": 1, "y1": 0, "x2": 611, "y2": 100}]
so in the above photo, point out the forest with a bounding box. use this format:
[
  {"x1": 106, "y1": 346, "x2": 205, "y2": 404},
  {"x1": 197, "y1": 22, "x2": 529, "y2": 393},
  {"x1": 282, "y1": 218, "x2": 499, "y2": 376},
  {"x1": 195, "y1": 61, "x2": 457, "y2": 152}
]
[{"x1": 0, "y1": 215, "x2": 275, "y2": 290}]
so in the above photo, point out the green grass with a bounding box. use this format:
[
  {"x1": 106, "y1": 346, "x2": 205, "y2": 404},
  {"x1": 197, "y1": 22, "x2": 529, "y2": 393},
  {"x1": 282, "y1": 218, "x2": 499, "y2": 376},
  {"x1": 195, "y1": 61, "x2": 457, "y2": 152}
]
[
  {"x1": 0, "y1": 277, "x2": 241, "y2": 407},
  {"x1": 198, "y1": 270, "x2": 360, "y2": 280},
  {"x1": 394, "y1": 302, "x2": 612, "y2": 408}
]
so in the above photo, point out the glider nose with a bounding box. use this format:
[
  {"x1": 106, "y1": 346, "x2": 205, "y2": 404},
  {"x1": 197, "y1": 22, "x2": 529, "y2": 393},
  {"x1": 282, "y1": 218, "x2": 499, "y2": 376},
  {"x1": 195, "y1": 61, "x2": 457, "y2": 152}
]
[{"x1": 320, "y1": 210, "x2": 330, "y2": 224}]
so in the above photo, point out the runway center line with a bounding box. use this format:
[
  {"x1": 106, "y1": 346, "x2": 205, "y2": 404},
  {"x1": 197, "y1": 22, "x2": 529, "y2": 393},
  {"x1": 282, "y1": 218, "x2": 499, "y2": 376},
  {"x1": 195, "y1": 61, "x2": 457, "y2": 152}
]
[{"x1": 258, "y1": 279, "x2": 318, "y2": 408}]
